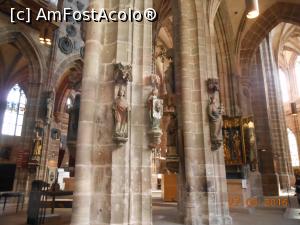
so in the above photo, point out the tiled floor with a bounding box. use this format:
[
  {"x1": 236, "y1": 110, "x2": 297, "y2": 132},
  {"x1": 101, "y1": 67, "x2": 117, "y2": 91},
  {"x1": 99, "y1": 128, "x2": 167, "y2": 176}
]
[{"x1": 0, "y1": 200, "x2": 299, "y2": 225}]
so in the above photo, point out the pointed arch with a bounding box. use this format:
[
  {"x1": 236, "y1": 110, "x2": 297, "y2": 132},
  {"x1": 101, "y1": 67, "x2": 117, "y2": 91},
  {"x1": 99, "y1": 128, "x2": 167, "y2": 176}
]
[
  {"x1": 239, "y1": 2, "x2": 300, "y2": 76},
  {"x1": 0, "y1": 27, "x2": 45, "y2": 85},
  {"x1": 1, "y1": 84, "x2": 27, "y2": 136},
  {"x1": 53, "y1": 55, "x2": 83, "y2": 113}
]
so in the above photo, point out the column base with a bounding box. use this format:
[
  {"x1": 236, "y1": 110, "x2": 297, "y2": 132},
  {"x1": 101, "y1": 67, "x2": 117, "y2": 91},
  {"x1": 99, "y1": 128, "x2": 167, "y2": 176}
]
[
  {"x1": 261, "y1": 173, "x2": 280, "y2": 196},
  {"x1": 210, "y1": 215, "x2": 232, "y2": 225}
]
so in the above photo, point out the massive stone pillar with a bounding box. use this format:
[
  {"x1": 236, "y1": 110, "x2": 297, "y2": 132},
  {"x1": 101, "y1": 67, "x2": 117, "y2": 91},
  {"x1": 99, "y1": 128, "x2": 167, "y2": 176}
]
[
  {"x1": 250, "y1": 50, "x2": 280, "y2": 196},
  {"x1": 173, "y1": 0, "x2": 231, "y2": 224},
  {"x1": 259, "y1": 37, "x2": 293, "y2": 191},
  {"x1": 71, "y1": 1, "x2": 153, "y2": 225},
  {"x1": 249, "y1": 37, "x2": 294, "y2": 196}
]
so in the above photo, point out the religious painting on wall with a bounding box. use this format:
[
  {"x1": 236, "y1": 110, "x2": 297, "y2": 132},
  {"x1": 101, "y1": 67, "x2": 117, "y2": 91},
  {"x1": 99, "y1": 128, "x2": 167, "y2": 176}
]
[{"x1": 222, "y1": 116, "x2": 245, "y2": 165}]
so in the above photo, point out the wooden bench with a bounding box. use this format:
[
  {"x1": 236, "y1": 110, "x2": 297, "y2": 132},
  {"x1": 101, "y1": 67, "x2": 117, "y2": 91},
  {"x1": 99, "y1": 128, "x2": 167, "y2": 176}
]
[{"x1": 42, "y1": 190, "x2": 73, "y2": 213}]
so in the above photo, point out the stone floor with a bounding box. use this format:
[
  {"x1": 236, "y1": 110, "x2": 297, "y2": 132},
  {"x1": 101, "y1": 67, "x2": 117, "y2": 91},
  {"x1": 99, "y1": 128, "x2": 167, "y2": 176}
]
[{"x1": 0, "y1": 199, "x2": 299, "y2": 225}]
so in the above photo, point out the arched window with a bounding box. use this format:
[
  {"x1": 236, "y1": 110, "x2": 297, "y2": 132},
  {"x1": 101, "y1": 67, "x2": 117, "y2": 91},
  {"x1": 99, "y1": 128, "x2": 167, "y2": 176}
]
[
  {"x1": 278, "y1": 69, "x2": 289, "y2": 102},
  {"x1": 287, "y1": 128, "x2": 300, "y2": 167},
  {"x1": 1, "y1": 84, "x2": 27, "y2": 136},
  {"x1": 295, "y1": 56, "x2": 300, "y2": 96},
  {"x1": 66, "y1": 97, "x2": 73, "y2": 110}
]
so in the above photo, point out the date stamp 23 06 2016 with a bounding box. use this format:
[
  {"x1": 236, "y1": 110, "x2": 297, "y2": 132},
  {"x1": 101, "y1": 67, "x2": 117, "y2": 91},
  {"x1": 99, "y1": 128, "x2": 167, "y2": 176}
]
[{"x1": 228, "y1": 196, "x2": 289, "y2": 208}]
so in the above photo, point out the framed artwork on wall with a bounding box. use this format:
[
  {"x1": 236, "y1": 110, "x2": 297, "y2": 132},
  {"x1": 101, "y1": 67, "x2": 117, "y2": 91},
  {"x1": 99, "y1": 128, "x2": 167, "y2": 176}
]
[{"x1": 222, "y1": 116, "x2": 245, "y2": 166}]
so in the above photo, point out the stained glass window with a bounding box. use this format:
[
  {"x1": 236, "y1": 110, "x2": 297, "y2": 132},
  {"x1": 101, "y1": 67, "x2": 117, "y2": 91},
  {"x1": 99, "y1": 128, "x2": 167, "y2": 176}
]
[
  {"x1": 1, "y1": 84, "x2": 27, "y2": 136},
  {"x1": 66, "y1": 97, "x2": 73, "y2": 110}
]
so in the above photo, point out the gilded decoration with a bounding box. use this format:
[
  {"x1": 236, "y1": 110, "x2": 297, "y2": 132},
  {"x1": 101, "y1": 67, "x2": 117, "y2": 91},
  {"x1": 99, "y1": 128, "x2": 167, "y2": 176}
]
[
  {"x1": 223, "y1": 116, "x2": 244, "y2": 165},
  {"x1": 222, "y1": 116, "x2": 257, "y2": 170}
]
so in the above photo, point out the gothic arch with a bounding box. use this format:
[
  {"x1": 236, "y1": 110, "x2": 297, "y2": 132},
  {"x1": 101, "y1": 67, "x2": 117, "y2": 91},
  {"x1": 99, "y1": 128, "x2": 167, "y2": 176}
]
[
  {"x1": 0, "y1": 28, "x2": 45, "y2": 135},
  {"x1": 54, "y1": 56, "x2": 83, "y2": 113},
  {"x1": 239, "y1": 2, "x2": 300, "y2": 76},
  {"x1": 0, "y1": 27, "x2": 45, "y2": 85}
]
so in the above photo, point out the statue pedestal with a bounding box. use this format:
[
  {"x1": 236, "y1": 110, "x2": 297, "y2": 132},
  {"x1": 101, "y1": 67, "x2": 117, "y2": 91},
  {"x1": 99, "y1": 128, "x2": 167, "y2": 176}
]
[
  {"x1": 113, "y1": 136, "x2": 128, "y2": 145},
  {"x1": 148, "y1": 129, "x2": 162, "y2": 148}
]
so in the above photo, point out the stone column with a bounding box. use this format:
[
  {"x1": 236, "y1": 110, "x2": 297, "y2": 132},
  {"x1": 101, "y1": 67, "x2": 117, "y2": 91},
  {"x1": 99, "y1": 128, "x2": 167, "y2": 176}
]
[
  {"x1": 250, "y1": 50, "x2": 280, "y2": 196},
  {"x1": 173, "y1": 0, "x2": 231, "y2": 224},
  {"x1": 259, "y1": 37, "x2": 293, "y2": 191},
  {"x1": 71, "y1": 1, "x2": 153, "y2": 225},
  {"x1": 70, "y1": 1, "x2": 102, "y2": 224}
]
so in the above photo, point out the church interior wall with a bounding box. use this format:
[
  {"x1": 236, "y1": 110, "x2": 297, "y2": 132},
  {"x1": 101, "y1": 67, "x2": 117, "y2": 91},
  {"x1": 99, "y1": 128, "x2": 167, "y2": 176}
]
[{"x1": 0, "y1": 1, "x2": 300, "y2": 225}]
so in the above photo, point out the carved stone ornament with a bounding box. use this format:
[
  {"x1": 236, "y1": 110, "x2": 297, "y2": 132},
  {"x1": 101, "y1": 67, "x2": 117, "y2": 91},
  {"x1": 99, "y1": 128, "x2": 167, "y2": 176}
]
[
  {"x1": 207, "y1": 78, "x2": 223, "y2": 151},
  {"x1": 150, "y1": 73, "x2": 161, "y2": 88},
  {"x1": 66, "y1": 24, "x2": 77, "y2": 37},
  {"x1": 147, "y1": 87, "x2": 163, "y2": 147},
  {"x1": 112, "y1": 63, "x2": 132, "y2": 145},
  {"x1": 58, "y1": 36, "x2": 73, "y2": 55},
  {"x1": 207, "y1": 78, "x2": 220, "y2": 93},
  {"x1": 80, "y1": 46, "x2": 85, "y2": 58},
  {"x1": 114, "y1": 63, "x2": 133, "y2": 84},
  {"x1": 76, "y1": 1, "x2": 85, "y2": 11}
]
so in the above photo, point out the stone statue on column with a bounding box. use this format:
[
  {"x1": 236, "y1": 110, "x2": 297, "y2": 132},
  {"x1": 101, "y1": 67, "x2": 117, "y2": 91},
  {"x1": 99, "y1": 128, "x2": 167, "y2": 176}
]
[
  {"x1": 112, "y1": 63, "x2": 132, "y2": 145},
  {"x1": 147, "y1": 87, "x2": 163, "y2": 130},
  {"x1": 28, "y1": 119, "x2": 45, "y2": 173},
  {"x1": 147, "y1": 74, "x2": 163, "y2": 148},
  {"x1": 46, "y1": 90, "x2": 55, "y2": 124},
  {"x1": 113, "y1": 86, "x2": 129, "y2": 142},
  {"x1": 207, "y1": 78, "x2": 224, "y2": 151}
]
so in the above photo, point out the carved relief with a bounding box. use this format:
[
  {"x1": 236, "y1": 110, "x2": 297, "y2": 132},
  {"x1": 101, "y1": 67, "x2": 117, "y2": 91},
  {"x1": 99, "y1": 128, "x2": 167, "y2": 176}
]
[
  {"x1": 112, "y1": 63, "x2": 132, "y2": 144},
  {"x1": 114, "y1": 63, "x2": 133, "y2": 84},
  {"x1": 58, "y1": 36, "x2": 73, "y2": 55},
  {"x1": 207, "y1": 79, "x2": 223, "y2": 151},
  {"x1": 66, "y1": 24, "x2": 77, "y2": 37}
]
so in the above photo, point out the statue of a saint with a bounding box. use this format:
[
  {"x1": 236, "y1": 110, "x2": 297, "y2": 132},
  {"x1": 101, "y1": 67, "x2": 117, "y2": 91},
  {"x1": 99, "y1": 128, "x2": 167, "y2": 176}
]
[
  {"x1": 32, "y1": 131, "x2": 42, "y2": 161},
  {"x1": 147, "y1": 88, "x2": 163, "y2": 130},
  {"x1": 112, "y1": 86, "x2": 128, "y2": 139},
  {"x1": 208, "y1": 95, "x2": 223, "y2": 150},
  {"x1": 46, "y1": 90, "x2": 55, "y2": 124}
]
